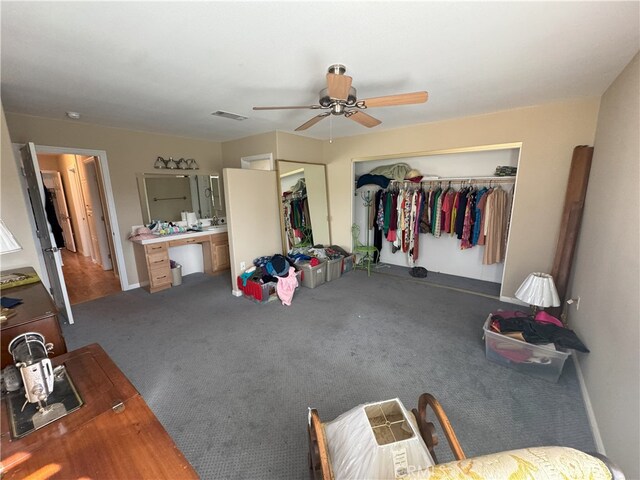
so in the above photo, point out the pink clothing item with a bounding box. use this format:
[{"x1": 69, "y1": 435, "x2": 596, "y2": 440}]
[
  {"x1": 276, "y1": 267, "x2": 299, "y2": 306},
  {"x1": 534, "y1": 310, "x2": 564, "y2": 327}
]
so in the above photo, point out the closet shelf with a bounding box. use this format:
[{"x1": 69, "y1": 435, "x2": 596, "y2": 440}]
[{"x1": 389, "y1": 175, "x2": 516, "y2": 183}]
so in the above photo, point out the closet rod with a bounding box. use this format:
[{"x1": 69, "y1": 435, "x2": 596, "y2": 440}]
[{"x1": 388, "y1": 175, "x2": 515, "y2": 184}]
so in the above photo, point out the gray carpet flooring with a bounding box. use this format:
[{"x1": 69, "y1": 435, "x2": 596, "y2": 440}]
[
  {"x1": 61, "y1": 270, "x2": 595, "y2": 479},
  {"x1": 371, "y1": 263, "x2": 502, "y2": 297}
]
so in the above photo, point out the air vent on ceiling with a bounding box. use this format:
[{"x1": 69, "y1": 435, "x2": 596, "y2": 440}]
[{"x1": 211, "y1": 110, "x2": 248, "y2": 121}]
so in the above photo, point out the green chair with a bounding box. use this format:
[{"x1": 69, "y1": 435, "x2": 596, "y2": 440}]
[{"x1": 351, "y1": 224, "x2": 378, "y2": 276}]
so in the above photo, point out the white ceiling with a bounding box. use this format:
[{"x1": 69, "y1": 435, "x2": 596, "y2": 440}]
[{"x1": 1, "y1": 2, "x2": 638, "y2": 142}]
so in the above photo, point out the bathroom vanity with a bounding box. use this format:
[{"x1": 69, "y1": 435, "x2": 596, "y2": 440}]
[{"x1": 131, "y1": 228, "x2": 229, "y2": 293}]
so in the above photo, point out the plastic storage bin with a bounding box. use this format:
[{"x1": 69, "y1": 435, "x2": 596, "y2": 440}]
[
  {"x1": 326, "y1": 257, "x2": 343, "y2": 282},
  {"x1": 297, "y1": 260, "x2": 326, "y2": 289},
  {"x1": 483, "y1": 316, "x2": 570, "y2": 383},
  {"x1": 237, "y1": 270, "x2": 303, "y2": 303},
  {"x1": 342, "y1": 254, "x2": 356, "y2": 274},
  {"x1": 237, "y1": 277, "x2": 278, "y2": 303}
]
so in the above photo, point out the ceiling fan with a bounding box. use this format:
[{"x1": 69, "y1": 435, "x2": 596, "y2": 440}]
[{"x1": 253, "y1": 64, "x2": 429, "y2": 132}]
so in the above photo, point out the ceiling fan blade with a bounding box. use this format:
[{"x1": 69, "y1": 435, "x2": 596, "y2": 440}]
[
  {"x1": 360, "y1": 91, "x2": 428, "y2": 108},
  {"x1": 346, "y1": 111, "x2": 381, "y2": 128},
  {"x1": 253, "y1": 105, "x2": 321, "y2": 110},
  {"x1": 295, "y1": 113, "x2": 330, "y2": 131},
  {"x1": 326, "y1": 73, "x2": 353, "y2": 101}
]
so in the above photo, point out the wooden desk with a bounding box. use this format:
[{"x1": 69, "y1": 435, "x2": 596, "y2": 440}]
[
  {"x1": 132, "y1": 231, "x2": 230, "y2": 293},
  {"x1": 0, "y1": 344, "x2": 199, "y2": 479},
  {"x1": 0, "y1": 267, "x2": 67, "y2": 369}
]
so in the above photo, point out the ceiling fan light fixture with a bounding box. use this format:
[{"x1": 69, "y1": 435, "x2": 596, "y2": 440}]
[
  {"x1": 252, "y1": 63, "x2": 428, "y2": 132},
  {"x1": 319, "y1": 87, "x2": 357, "y2": 107}
]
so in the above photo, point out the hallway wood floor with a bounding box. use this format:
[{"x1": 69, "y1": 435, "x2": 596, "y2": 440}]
[{"x1": 61, "y1": 249, "x2": 121, "y2": 305}]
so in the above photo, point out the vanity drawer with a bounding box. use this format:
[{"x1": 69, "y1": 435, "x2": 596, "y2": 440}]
[
  {"x1": 149, "y1": 266, "x2": 171, "y2": 287},
  {"x1": 146, "y1": 251, "x2": 169, "y2": 268},
  {"x1": 145, "y1": 243, "x2": 167, "y2": 254},
  {"x1": 169, "y1": 237, "x2": 199, "y2": 247}
]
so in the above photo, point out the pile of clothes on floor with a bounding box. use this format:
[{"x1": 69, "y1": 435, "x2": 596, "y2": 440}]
[
  {"x1": 287, "y1": 245, "x2": 348, "y2": 265},
  {"x1": 489, "y1": 310, "x2": 590, "y2": 354},
  {"x1": 239, "y1": 254, "x2": 299, "y2": 306}
]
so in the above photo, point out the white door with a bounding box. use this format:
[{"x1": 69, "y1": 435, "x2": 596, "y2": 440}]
[
  {"x1": 92, "y1": 157, "x2": 118, "y2": 277},
  {"x1": 42, "y1": 171, "x2": 77, "y2": 252},
  {"x1": 20, "y1": 143, "x2": 74, "y2": 324},
  {"x1": 79, "y1": 157, "x2": 112, "y2": 270}
]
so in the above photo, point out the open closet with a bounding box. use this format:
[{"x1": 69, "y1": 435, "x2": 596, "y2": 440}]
[{"x1": 353, "y1": 145, "x2": 520, "y2": 294}]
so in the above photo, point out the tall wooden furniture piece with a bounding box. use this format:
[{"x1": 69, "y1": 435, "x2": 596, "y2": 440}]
[
  {"x1": 0, "y1": 267, "x2": 67, "y2": 369},
  {"x1": 550, "y1": 145, "x2": 594, "y2": 316},
  {"x1": 0, "y1": 344, "x2": 199, "y2": 479},
  {"x1": 132, "y1": 231, "x2": 230, "y2": 293}
]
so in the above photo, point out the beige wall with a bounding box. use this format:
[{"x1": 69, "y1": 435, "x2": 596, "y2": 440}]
[
  {"x1": 323, "y1": 98, "x2": 601, "y2": 296},
  {"x1": 221, "y1": 131, "x2": 277, "y2": 168},
  {"x1": 0, "y1": 105, "x2": 42, "y2": 274},
  {"x1": 220, "y1": 130, "x2": 324, "y2": 168},
  {"x1": 276, "y1": 131, "x2": 323, "y2": 163},
  {"x1": 568, "y1": 53, "x2": 639, "y2": 476},
  {"x1": 4, "y1": 112, "x2": 223, "y2": 286},
  {"x1": 223, "y1": 168, "x2": 282, "y2": 292}
]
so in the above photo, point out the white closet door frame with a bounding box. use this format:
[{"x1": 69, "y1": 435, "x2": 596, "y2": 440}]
[{"x1": 351, "y1": 142, "x2": 523, "y2": 300}]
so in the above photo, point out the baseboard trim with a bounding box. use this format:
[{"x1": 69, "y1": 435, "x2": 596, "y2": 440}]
[
  {"x1": 125, "y1": 282, "x2": 141, "y2": 291},
  {"x1": 231, "y1": 289, "x2": 242, "y2": 297},
  {"x1": 499, "y1": 295, "x2": 527, "y2": 306},
  {"x1": 573, "y1": 355, "x2": 606, "y2": 454}
]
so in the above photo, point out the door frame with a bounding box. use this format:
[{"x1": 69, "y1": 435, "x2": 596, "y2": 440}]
[
  {"x1": 13, "y1": 143, "x2": 129, "y2": 292},
  {"x1": 240, "y1": 153, "x2": 274, "y2": 171}
]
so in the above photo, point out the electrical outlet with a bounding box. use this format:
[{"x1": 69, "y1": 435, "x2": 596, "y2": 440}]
[{"x1": 240, "y1": 261, "x2": 246, "y2": 271}]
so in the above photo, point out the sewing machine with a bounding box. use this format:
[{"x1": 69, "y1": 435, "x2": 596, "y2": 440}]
[{"x1": 2, "y1": 332, "x2": 82, "y2": 438}]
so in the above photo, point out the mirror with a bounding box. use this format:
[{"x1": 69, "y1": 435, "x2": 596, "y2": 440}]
[
  {"x1": 277, "y1": 160, "x2": 330, "y2": 252},
  {"x1": 137, "y1": 173, "x2": 225, "y2": 224}
]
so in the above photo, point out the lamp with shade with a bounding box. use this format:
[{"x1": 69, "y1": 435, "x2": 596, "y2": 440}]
[
  {"x1": 0, "y1": 219, "x2": 22, "y2": 255},
  {"x1": 514, "y1": 272, "x2": 560, "y2": 315}
]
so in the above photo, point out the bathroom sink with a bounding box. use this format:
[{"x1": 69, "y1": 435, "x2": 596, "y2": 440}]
[{"x1": 202, "y1": 225, "x2": 227, "y2": 233}]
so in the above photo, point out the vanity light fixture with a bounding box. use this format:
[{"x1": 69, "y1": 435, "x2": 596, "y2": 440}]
[
  {"x1": 65, "y1": 111, "x2": 81, "y2": 120},
  {"x1": 176, "y1": 158, "x2": 188, "y2": 169},
  {"x1": 187, "y1": 159, "x2": 199, "y2": 170},
  {"x1": 154, "y1": 156, "x2": 197, "y2": 170}
]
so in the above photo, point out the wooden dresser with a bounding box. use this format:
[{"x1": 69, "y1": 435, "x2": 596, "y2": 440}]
[
  {"x1": 0, "y1": 267, "x2": 67, "y2": 369},
  {"x1": 132, "y1": 231, "x2": 230, "y2": 293},
  {"x1": 0, "y1": 344, "x2": 199, "y2": 479}
]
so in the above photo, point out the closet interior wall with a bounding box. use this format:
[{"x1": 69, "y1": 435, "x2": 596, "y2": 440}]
[{"x1": 353, "y1": 148, "x2": 520, "y2": 284}]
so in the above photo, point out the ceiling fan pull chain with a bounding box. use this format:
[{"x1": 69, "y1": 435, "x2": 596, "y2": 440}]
[{"x1": 329, "y1": 115, "x2": 333, "y2": 143}]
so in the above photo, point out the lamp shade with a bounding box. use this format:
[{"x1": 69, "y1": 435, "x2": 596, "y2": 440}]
[
  {"x1": 0, "y1": 219, "x2": 22, "y2": 255},
  {"x1": 515, "y1": 272, "x2": 560, "y2": 308}
]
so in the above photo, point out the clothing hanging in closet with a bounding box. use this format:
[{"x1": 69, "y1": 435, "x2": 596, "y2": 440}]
[
  {"x1": 282, "y1": 191, "x2": 312, "y2": 249},
  {"x1": 370, "y1": 181, "x2": 514, "y2": 266}
]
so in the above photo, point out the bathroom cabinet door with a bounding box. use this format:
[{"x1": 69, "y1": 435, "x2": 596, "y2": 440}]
[{"x1": 214, "y1": 243, "x2": 230, "y2": 271}]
